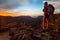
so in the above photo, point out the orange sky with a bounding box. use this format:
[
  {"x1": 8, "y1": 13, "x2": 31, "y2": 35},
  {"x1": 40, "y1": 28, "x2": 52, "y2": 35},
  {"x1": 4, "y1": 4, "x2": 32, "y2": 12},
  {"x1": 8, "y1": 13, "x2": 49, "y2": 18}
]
[
  {"x1": 0, "y1": 10, "x2": 21, "y2": 17},
  {"x1": 0, "y1": 10, "x2": 42, "y2": 17}
]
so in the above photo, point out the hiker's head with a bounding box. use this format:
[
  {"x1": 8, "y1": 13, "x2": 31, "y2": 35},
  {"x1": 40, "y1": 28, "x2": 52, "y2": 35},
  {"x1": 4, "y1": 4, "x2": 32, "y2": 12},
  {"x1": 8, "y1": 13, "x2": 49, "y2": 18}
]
[{"x1": 44, "y1": 2, "x2": 48, "y2": 5}]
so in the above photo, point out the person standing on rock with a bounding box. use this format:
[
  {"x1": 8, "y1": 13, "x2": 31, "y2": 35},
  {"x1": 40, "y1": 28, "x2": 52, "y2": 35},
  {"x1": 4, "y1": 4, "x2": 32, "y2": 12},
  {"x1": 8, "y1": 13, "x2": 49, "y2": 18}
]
[
  {"x1": 42, "y1": 2, "x2": 49, "y2": 29},
  {"x1": 42, "y1": 2, "x2": 55, "y2": 30}
]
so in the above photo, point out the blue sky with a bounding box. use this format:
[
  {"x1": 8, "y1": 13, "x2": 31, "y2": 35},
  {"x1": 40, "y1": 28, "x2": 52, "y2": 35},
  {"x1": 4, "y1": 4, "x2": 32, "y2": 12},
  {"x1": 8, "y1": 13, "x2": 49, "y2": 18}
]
[
  {"x1": 6, "y1": 0, "x2": 44, "y2": 16},
  {"x1": 0, "y1": 0, "x2": 60, "y2": 16},
  {"x1": 10, "y1": 0, "x2": 43, "y2": 9}
]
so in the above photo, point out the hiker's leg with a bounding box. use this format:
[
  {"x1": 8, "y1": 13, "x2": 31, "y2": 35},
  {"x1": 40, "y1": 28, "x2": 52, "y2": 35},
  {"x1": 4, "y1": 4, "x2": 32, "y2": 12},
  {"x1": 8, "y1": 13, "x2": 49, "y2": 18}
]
[
  {"x1": 46, "y1": 18, "x2": 49, "y2": 29},
  {"x1": 42, "y1": 17, "x2": 44, "y2": 29}
]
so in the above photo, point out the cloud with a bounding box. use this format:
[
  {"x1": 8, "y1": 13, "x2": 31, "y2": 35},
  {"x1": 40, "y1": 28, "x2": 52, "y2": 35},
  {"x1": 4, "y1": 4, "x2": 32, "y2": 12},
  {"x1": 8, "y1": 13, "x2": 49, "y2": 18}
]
[
  {"x1": 20, "y1": 0, "x2": 29, "y2": 5},
  {"x1": 0, "y1": 0, "x2": 21, "y2": 10},
  {"x1": 48, "y1": 1, "x2": 60, "y2": 6},
  {"x1": 43, "y1": 1, "x2": 60, "y2": 5}
]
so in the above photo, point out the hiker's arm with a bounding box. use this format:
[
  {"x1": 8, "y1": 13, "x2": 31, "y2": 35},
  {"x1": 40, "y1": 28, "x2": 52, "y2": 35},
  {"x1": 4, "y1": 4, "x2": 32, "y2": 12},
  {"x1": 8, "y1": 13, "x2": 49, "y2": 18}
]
[{"x1": 43, "y1": 9, "x2": 44, "y2": 12}]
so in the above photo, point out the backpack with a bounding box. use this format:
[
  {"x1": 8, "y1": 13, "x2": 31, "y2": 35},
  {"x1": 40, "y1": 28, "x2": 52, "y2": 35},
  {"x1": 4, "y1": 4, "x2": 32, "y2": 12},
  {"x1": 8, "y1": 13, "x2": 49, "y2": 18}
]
[{"x1": 47, "y1": 4, "x2": 55, "y2": 15}]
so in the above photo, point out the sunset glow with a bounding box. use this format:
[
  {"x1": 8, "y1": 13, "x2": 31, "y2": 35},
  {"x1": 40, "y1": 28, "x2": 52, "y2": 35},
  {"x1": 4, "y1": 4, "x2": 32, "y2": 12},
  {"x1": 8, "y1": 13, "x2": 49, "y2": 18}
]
[
  {"x1": 0, "y1": 0, "x2": 60, "y2": 17},
  {"x1": 0, "y1": 10, "x2": 21, "y2": 16}
]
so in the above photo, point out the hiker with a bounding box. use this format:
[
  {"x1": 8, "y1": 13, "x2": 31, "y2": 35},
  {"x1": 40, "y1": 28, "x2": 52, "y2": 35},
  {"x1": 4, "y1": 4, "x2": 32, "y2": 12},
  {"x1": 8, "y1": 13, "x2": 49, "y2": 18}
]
[
  {"x1": 42, "y1": 2, "x2": 55, "y2": 30},
  {"x1": 42, "y1": 2, "x2": 48, "y2": 29}
]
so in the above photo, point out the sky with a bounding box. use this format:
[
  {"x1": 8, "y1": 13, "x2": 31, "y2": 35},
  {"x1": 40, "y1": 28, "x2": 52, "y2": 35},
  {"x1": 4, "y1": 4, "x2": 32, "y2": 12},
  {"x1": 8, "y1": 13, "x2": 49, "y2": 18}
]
[{"x1": 0, "y1": 0, "x2": 60, "y2": 17}]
